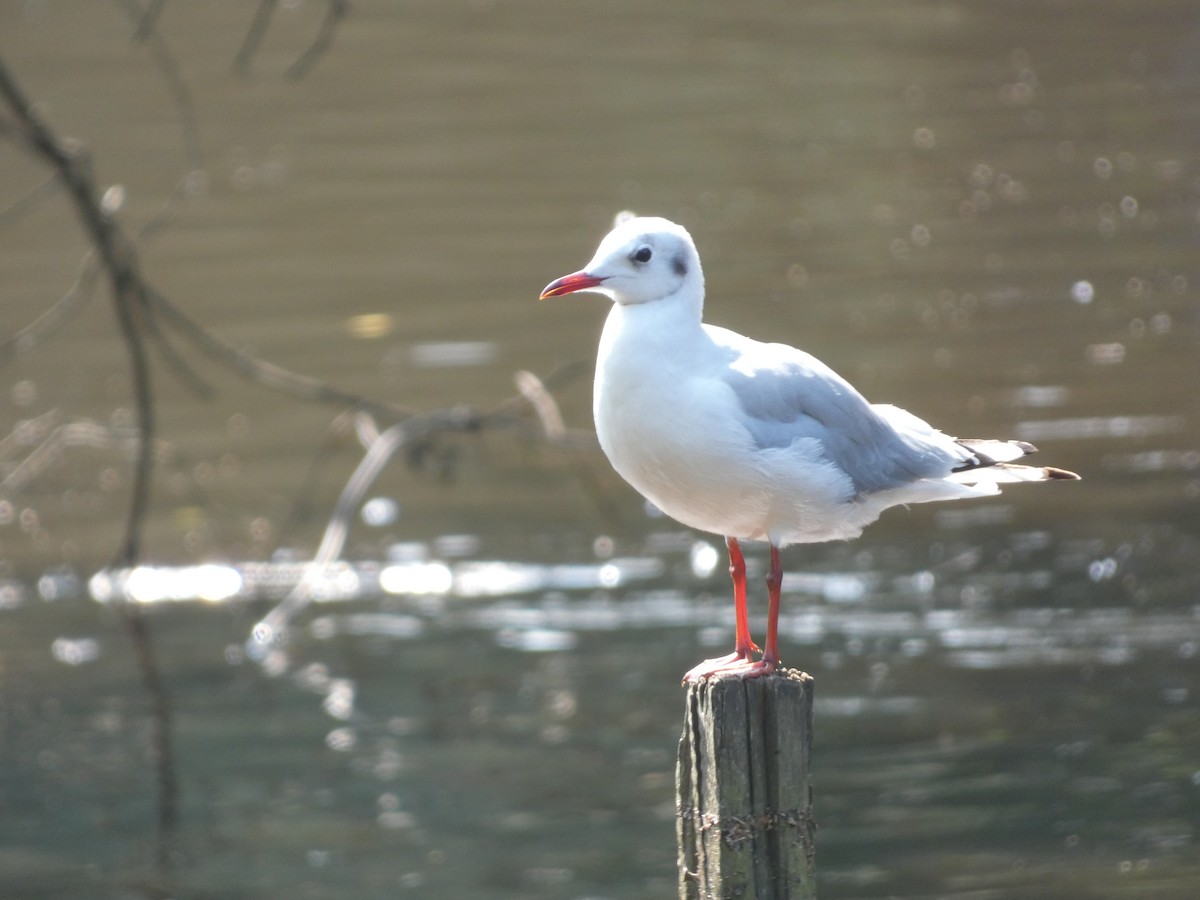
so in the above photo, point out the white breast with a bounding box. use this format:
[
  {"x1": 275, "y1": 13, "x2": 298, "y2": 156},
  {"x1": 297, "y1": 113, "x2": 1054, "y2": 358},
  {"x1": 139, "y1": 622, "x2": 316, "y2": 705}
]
[{"x1": 593, "y1": 303, "x2": 863, "y2": 545}]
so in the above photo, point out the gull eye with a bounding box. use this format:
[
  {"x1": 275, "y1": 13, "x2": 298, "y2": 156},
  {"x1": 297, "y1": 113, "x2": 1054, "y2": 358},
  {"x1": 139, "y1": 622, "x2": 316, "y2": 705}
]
[{"x1": 632, "y1": 246, "x2": 653, "y2": 263}]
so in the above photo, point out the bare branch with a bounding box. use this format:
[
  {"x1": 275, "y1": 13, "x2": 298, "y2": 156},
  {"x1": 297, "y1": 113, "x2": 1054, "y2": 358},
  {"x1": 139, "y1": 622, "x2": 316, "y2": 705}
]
[
  {"x1": 287, "y1": 0, "x2": 350, "y2": 79},
  {"x1": 0, "y1": 56, "x2": 177, "y2": 885},
  {"x1": 248, "y1": 406, "x2": 484, "y2": 658},
  {"x1": 0, "y1": 410, "x2": 61, "y2": 469},
  {"x1": 233, "y1": 0, "x2": 278, "y2": 76},
  {"x1": 513, "y1": 369, "x2": 625, "y2": 531},
  {"x1": 131, "y1": 0, "x2": 169, "y2": 42},
  {"x1": 0, "y1": 24, "x2": 600, "y2": 888},
  {"x1": 146, "y1": 287, "x2": 414, "y2": 418},
  {"x1": 135, "y1": 294, "x2": 216, "y2": 399},
  {"x1": 234, "y1": 0, "x2": 349, "y2": 79},
  {"x1": 0, "y1": 255, "x2": 100, "y2": 364},
  {"x1": 0, "y1": 416, "x2": 155, "y2": 495},
  {"x1": 0, "y1": 56, "x2": 155, "y2": 568},
  {"x1": 0, "y1": 173, "x2": 61, "y2": 229},
  {"x1": 114, "y1": 0, "x2": 205, "y2": 238}
]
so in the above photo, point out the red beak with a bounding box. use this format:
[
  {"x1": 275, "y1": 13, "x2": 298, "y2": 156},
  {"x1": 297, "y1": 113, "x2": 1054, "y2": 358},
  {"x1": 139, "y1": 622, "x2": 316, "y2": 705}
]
[{"x1": 539, "y1": 270, "x2": 607, "y2": 300}]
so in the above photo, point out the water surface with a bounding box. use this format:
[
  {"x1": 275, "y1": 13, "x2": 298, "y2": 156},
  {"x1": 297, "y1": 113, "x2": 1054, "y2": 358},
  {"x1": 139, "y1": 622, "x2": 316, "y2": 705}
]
[{"x1": 1, "y1": 2, "x2": 1198, "y2": 897}]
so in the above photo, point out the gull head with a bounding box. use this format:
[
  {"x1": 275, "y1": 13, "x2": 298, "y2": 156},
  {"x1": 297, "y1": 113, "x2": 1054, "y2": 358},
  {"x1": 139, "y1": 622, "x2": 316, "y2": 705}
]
[{"x1": 540, "y1": 216, "x2": 703, "y2": 307}]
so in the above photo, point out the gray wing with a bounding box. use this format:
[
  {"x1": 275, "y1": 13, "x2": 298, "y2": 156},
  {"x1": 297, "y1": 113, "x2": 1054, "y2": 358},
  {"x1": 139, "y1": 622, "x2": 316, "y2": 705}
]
[{"x1": 716, "y1": 336, "x2": 971, "y2": 494}]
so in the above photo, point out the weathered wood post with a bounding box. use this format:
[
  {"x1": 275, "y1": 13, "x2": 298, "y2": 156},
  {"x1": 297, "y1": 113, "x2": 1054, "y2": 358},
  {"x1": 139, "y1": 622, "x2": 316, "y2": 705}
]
[{"x1": 676, "y1": 670, "x2": 816, "y2": 899}]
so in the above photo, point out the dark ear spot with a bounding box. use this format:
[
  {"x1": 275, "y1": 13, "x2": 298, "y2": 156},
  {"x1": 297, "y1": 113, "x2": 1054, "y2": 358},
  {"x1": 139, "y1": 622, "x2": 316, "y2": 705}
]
[{"x1": 672, "y1": 254, "x2": 688, "y2": 276}]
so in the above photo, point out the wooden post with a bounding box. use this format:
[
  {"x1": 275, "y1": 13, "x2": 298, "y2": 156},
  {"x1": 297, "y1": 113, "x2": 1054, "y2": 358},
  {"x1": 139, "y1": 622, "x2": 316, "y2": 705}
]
[{"x1": 676, "y1": 670, "x2": 816, "y2": 900}]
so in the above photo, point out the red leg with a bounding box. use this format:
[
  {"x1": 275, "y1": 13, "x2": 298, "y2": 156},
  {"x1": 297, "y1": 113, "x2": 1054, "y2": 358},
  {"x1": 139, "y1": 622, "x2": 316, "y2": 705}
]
[
  {"x1": 682, "y1": 537, "x2": 781, "y2": 683},
  {"x1": 728, "y1": 537, "x2": 758, "y2": 659},
  {"x1": 761, "y1": 543, "x2": 782, "y2": 671}
]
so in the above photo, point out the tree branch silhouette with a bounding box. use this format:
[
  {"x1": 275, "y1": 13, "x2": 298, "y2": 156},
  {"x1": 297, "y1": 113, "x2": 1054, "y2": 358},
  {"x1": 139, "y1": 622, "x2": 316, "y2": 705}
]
[
  {"x1": 0, "y1": 56, "x2": 178, "y2": 893},
  {"x1": 0, "y1": 9, "x2": 602, "y2": 894},
  {"x1": 249, "y1": 362, "x2": 598, "y2": 660},
  {"x1": 0, "y1": 59, "x2": 156, "y2": 566},
  {"x1": 287, "y1": 0, "x2": 350, "y2": 79},
  {"x1": 0, "y1": 16, "x2": 365, "y2": 882},
  {"x1": 234, "y1": 0, "x2": 350, "y2": 78}
]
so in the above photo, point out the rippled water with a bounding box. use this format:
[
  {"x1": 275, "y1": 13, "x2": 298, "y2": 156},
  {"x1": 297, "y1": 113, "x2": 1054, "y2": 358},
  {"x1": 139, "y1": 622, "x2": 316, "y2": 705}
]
[{"x1": 2, "y1": 2, "x2": 1199, "y2": 897}]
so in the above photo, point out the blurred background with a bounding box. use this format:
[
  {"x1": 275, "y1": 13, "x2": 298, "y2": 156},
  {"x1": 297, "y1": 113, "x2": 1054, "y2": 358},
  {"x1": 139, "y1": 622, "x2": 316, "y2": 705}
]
[{"x1": 1, "y1": 2, "x2": 1198, "y2": 897}]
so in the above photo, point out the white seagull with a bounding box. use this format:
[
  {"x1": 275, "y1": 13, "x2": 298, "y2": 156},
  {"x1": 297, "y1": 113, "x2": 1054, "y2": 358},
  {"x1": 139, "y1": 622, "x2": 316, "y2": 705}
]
[{"x1": 540, "y1": 215, "x2": 1079, "y2": 682}]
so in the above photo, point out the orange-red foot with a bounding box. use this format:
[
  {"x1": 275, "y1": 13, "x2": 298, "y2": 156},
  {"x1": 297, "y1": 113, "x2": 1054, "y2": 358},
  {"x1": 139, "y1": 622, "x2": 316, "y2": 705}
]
[
  {"x1": 682, "y1": 652, "x2": 779, "y2": 684},
  {"x1": 682, "y1": 651, "x2": 746, "y2": 684}
]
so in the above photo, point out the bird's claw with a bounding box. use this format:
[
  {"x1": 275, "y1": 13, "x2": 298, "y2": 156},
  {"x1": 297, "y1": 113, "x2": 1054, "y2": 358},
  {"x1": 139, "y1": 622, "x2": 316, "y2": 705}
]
[{"x1": 681, "y1": 651, "x2": 779, "y2": 684}]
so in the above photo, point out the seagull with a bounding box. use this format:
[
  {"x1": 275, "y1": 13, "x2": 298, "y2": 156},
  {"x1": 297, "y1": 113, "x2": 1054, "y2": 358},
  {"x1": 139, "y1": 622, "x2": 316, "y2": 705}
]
[{"x1": 540, "y1": 215, "x2": 1079, "y2": 682}]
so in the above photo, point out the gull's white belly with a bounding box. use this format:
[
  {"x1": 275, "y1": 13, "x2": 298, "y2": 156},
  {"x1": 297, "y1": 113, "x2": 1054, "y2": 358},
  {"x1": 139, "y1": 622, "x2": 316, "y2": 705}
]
[{"x1": 595, "y1": 375, "x2": 866, "y2": 545}]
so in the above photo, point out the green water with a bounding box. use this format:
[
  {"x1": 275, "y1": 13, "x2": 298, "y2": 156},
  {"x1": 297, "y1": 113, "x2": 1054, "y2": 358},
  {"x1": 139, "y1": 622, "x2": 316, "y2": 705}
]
[{"x1": 1, "y1": 1, "x2": 1198, "y2": 896}]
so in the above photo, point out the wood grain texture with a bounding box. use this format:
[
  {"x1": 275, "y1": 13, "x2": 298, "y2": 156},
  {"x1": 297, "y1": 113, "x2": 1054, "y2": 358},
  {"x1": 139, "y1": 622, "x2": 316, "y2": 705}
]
[{"x1": 677, "y1": 670, "x2": 815, "y2": 899}]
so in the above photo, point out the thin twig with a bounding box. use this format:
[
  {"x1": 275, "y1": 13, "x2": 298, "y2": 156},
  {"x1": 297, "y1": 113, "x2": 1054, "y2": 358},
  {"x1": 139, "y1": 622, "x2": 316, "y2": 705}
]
[
  {"x1": 234, "y1": 0, "x2": 348, "y2": 79},
  {"x1": 0, "y1": 255, "x2": 100, "y2": 364},
  {"x1": 287, "y1": 0, "x2": 349, "y2": 79},
  {"x1": 514, "y1": 369, "x2": 625, "y2": 530},
  {"x1": 248, "y1": 359, "x2": 606, "y2": 663},
  {"x1": 0, "y1": 409, "x2": 61, "y2": 466},
  {"x1": 275, "y1": 410, "x2": 361, "y2": 544},
  {"x1": 0, "y1": 57, "x2": 154, "y2": 566},
  {"x1": 146, "y1": 286, "x2": 413, "y2": 417},
  {"x1": 131, "y1": 0, "x2": 169, "y2": 42},
  {"x1": 114, "y1": 0, "x2": 205, "y2": 237},
  {"x1": 247, "y1": 407, "x2": 479, "y2": 659},
  {"x1": 135, "y1": 296, "x2": 215, "y2": 398},
  {"x1": 233, "y1": 0, "x2": 277, "y2": 76},
  {"x1": 0, "y1": 174, "x2": 61, "y2": 228}
]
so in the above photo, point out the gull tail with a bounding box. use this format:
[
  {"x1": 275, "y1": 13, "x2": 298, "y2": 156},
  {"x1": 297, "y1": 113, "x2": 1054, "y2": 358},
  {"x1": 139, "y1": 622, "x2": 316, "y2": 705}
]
[{"x1": 949, "y1": 438, "x2": 1080, "y2": 483}]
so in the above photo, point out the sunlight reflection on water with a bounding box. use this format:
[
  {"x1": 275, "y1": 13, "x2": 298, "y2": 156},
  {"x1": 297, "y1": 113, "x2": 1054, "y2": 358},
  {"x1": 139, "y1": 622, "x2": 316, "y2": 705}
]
[{"x1": 76, "y1": 546, "x2": 1200, "y2": 676}]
